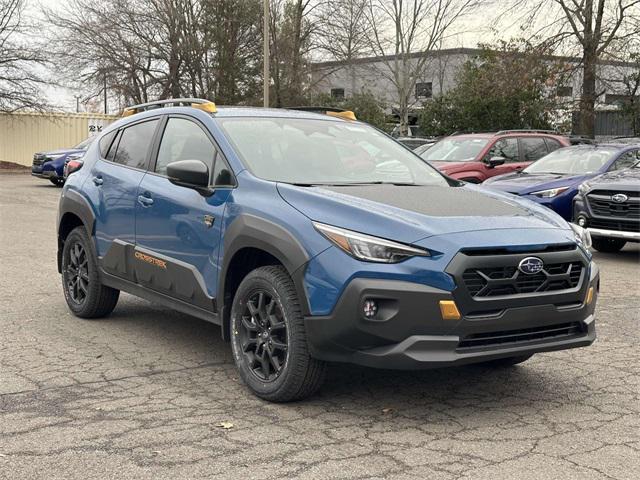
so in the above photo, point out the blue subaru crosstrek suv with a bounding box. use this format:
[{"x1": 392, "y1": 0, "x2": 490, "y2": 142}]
[{"x1": 57, "y1": 99, "x2": 599, "y2": 402}]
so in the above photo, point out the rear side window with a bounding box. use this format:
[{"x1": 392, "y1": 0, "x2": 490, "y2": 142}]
[
  {"x1": 487, "y1": 138, "x2": 519, "y2": 162},
  {"x1": 520, "y1": 137, "x2": 548, "y2": 161},
  {"x1": 155, "y1": 118, "x2": 215, "y2": 176},
  {"x1": 99, "y1": 130, "x2": 118, "y2": 158},
  {"x1": 112, "y1": 120, "x2": 159, "y2": 169}
]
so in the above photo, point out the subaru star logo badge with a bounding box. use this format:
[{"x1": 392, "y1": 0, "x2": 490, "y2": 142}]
[
  {"x1": 518, "y1": 257, "x2": 544, "y2": 275},
  {"x1": 611, "y1": 193, "x2": 628, "y2": 203}
]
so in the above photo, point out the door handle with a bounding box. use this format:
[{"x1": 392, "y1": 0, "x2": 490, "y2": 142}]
[
  {"x1": 93, "y1": 176, "x2": 103, "y2": 186},
  {"x1": 137, "y1": 194, "x2": 154, "y2": 207}
]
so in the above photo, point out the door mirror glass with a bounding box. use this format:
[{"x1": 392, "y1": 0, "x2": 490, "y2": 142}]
[
  {"x1": 167, "y1": 160, "x2": 210, "y2": 189},
  {"x1": 487, "y1": 156, "x2": 506, "y2": 167}
]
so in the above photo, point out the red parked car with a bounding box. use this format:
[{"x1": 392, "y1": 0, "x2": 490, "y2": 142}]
[{"x1": 418, "y1": 130, "x2": 571, "y2": 183}]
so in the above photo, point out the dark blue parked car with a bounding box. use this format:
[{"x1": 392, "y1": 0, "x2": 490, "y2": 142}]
[
  {"x1": 483, "y1": 144, "x2": 640, "y2": 220},
  {"x1": 32, "y1": 137, "x2": 94, "y2": 186},
  {"x1": 57, "y1": 99, "x2": 598, "y2": 402}
]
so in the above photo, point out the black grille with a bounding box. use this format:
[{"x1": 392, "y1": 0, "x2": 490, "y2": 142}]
[
  {"x1": 589, "y1": 218, "x2": 640, "y2": 232},
  {"x1": 462, "y1": 261, "x2": 583, "y2": 297},
  {"x1": 32, "y1": 154, "x2": 47, "y2": 167},
  {"x1": 587, "y1": 191, "x2": 640, "y2": 219},
  {"x1": 458, "y1": 322, "x2": 584, "y2": 349}
]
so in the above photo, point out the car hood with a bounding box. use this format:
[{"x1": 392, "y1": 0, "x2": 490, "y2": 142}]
[
  {"x1": 37, "y1": 148, "x2": 85, "y2": 157},
  {"x1": 429, "y1": 161, "x2": 475, "y2": 172},
  {"x1": 585, "y1": 168, "x2": 640, "y2": 191},
  {"x1": 277, "y1": 183, "x2": 569, "y2": 244},
  {"x1": 484, "y1": 172, "x2": 589, "y2": 194}
]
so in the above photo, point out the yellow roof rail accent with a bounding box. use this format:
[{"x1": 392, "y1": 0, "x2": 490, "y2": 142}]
[
  {"x1": 326, "y1": 110, "x2": 356, "y2": 121},
  {"x1": 192, "y1": 101, "x2": 217, "y2": 113},
  {"x1": 121, "y1": 98, "x2": 216, "y2": 117}
]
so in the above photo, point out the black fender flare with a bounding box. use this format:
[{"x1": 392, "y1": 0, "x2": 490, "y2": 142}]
[
  {"x1": 218, "y1": 214, "x2": 311, "y2": 339},
  {"x1": 57, "y1": 189, "x2": 96, "y2": 272}
]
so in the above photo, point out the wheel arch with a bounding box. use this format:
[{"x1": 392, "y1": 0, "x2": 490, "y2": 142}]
[
  {"x1": 218, "y1": 214, "x2": 311, "y2": 341},
  {"x1": 57, "y1": 190, "x2": 96, "y2": 273}
]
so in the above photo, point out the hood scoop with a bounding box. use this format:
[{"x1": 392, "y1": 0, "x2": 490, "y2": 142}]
[{"x1": 319, "y1": 185, "x2": 527, "y2": 217}]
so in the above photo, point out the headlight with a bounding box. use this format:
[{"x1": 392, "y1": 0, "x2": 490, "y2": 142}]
[
  {"x1": 578, "y1": 182, "x2": 591, "y2": 195},
  {"x1": 66, "y1": 152, "x2": 84, "y2": 161},
  {"x1": 530, "y1": 187, "x2": 569, "y2": 198},
  {"x1": 570, "y1": 223, "x2": 592, "y2": 249},
  {"x1": 313, "y1": 222, "x2": 430, "y2": 263}
]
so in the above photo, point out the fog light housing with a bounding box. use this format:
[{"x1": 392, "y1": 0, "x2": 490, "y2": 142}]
[
  {"x1": 439, "y1": 300, "x2": 461, "y2": 321},
  {"x1": 577, "y1": 216, "x2": 587, "y2": 227},
  {"x1": 363, "y1": 299, "x2": 378, "y2": 318}
]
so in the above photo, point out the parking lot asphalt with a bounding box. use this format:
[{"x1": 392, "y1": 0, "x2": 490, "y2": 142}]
[{"x1": 0, "y1": 173, "x2": 639, "y2": 480}]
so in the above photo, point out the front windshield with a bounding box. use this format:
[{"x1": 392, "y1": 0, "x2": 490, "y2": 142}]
[
  {"x1": 524, "y1": 147, "x2": 617, "y2": 175},
  {"x1": 217, "y1": 117, "x2": 448, "y2": 186},
  {"x1": 73, "y1": 137, "x2": 94, "y2": 150},
  {"x1": 420, "y1": 137, "x2": 489, "y2": 162}
]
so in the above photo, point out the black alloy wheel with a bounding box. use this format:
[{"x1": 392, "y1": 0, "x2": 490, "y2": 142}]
[
  {"x1": 237, "y1": 290, "x2": 288, "y2": 382},
  {"x1": 230, "y1": 266, "x2": 326, "y2": 402},
  {"x1": 61, "y1": 227, "x2": 119, "y2": 318},
  {"x1": 64, "y1": 241, "x2": 89, "y2": 305}
]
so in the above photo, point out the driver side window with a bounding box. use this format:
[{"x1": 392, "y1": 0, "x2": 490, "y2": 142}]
[
  {"x1": 156, "y1": 118, "x2": 216, "y2": 177},
  {"x1": 487, "y1": 138, "x2": 519, "y2": 163}
]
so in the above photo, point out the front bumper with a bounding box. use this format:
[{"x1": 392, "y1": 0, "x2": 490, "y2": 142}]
[
  {"x1": 587, "y1": 227, "x2": 640, "y2": 241},
  {"x1": 305, "y1": 256, "x2": 598, "y2": 369},
  {"x1": 31, "y1": 169, "x2": 57, "y2": 179}
]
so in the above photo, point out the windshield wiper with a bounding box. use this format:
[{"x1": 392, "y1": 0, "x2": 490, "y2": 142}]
[{"x1": 321, "y1": 181, "x2": 419, "y2": 186}]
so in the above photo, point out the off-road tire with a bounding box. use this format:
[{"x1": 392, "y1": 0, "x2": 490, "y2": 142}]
[
  {"x1": 61, "y1": 226, "x2": 119, "y2": 318},
  {"x1": 230, "y1": 265, "x2": 326, "y2": 402}
]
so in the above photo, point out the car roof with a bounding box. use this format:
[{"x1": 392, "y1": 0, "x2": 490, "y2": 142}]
[{"x1": 448, "y1": 132, "x2": 566, "y2": 139}]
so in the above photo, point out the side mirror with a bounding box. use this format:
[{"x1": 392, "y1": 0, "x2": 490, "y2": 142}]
[
  {"x1": 167, "y1": 160, "x2": 211, "y2": 193},
  {"x1": 486, "y1": 156, "x2": 506, "y2": 168}
]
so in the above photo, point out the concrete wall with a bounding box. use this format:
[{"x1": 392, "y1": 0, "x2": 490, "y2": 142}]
[
  {"x1": 0, "y1": 112, "x2": 118, "y2": 166},
  {"x1": 311, "y1": 48, "x2": 638, "y2": 114}
]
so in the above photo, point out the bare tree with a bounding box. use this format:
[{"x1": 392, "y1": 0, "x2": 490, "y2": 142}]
[
  {"x1": 365, "y1": 0, "x2": 483, "y2": 135},
  {"x1": 269, "y1": 0, "x2": 319, "y2": 106},
  {"x1": 0, "y1": 0, "x2": 48, "y2": 111},
  {"x1": 504, "y1": 0, "x2": 640, "y2": 137},
  {"x1": 315, "y1": 0, "x2": 373, "y2": 95}
]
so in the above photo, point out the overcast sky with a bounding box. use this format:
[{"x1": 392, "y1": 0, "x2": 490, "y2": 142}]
[{"x1": 26, "y1": 0, "x2": 525, "y2": 112}]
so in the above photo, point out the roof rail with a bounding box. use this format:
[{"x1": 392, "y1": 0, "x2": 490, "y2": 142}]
[
  {"x1": 494, "y1": 129, "x2": 558, "y2": 135},
  {"x1": 288, "y1": 106, "x2": 357, "y2": 121},
  {"x1": 122, "y1": 98, "x2": 217, "y2": 117}
]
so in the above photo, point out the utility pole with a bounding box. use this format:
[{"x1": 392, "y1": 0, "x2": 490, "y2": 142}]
[
  {"x1": 263, "y1": 0, "x2": 269, "y2": 108},
  {"x1": 74, "y1": 95, "x2": 81, "y2": 113},
  {"x1": 103, "y1": 72, "x2": 108, "y2": 114}
]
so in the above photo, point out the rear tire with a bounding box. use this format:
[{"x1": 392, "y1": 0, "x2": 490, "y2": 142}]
[
  {"x1": 61, "y1": 227, "x2": 119, "y2": 318},
  {"x1": 592, "y1": 237, "x2": 626, "y2": 253},
  {"x1": 480, "y1": 354, "x2": 533, "y2": 367},
  {"x1": 49, "y1": 178, "x2": 64, "y2": 186},
  {"x1": 230, "y1": 266, "x2": 326, "y2": 402}
]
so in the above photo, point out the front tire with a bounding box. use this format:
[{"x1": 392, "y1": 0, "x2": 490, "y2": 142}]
[
  {"x1": 61, "y1": 227, "x2": 119, "y2": 318},
  {"x1": 230, "y1": 266, "x2": 326, "y2": 402},
  {"x1": 592, "y1": 237, "x2": 626, "y2": 253}
]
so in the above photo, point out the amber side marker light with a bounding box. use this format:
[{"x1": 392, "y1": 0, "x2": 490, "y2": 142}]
[
  {"x1": 439, "y1": 300, "x2": 461, "y2": 321},
  {"x1": 586, "y1": 286, "x2": 594, "y2": 305}
]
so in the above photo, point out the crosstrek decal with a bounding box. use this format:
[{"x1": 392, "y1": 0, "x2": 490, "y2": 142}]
[{"x1": 134, "y1": 251, "x2": 167, "y2": 269}]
